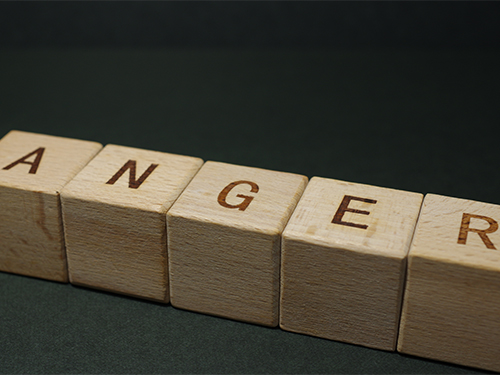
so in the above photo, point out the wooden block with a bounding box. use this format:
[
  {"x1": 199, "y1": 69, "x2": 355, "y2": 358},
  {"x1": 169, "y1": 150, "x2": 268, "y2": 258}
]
[
  {"x1": 280, "y1": 177, "x2": 423, "y2": 350},
  {"x1": 0, "y1": 130, "x2": 102, "y2": 282},
  {"x1": 167, "y1": 161, "x2": 307, "y2": 326},
  {"x1": 60, "y1": 145, "x2": 203, "y2": 302},
  {"x1": 398, "y1": 194, "x2": 500, "y2": 372}
]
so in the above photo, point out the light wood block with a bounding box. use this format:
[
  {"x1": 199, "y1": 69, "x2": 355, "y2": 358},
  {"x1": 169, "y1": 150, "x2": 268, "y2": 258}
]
[
  {"x1": 167, "y1": 161, "x2": 307, "y2": 326},
  {"x1": 280, "y1": 177, "x2": 423, "y2": 350},
  {"x1": 60, "y1": 144, "x2": 203, "y2": 302},
  {"x1": 0, "y1": 130, "x2": 102, "y2": 282},
  {"x1": 398, "y1": 194, "x2": 500, "y2": 372}
]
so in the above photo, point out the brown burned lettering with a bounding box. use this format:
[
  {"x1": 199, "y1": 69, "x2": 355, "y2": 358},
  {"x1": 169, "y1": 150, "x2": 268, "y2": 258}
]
[
  {"x1": 457, "y1": 213, "x2": 498, "y2": 250},
  {"x1": 217, "y1": 180, "x2": 259, "y2": 211},
  {"x1": 332, "y1": 195, "x2": 377, "y2": 230},
  {"x1": 106, "y1": 160, "x2": 158, "y2": 189},
  {"x1": 2, "y1": 147, "x2": 45, "y2": 174}
]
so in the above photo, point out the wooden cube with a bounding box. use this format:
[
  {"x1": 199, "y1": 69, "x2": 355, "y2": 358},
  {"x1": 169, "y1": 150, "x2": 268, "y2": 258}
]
[
  {"x1": 60, "y1": 144, "x2": 203, "y2": 302},
  {"x1": 167, "y1": 161, "x2": 307, "y2": 326},
  {"x1": 280, "y1": 177, "x2": 423, "y2": 350},
  {"x1": 0, "y1": 130, "x2": 102, "y2": 282},
  {"x1": 398, "y1": 194, "x2": 500, "y2": 372}
]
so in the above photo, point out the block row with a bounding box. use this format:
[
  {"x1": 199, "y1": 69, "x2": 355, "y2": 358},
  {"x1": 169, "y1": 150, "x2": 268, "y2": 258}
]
[{"x1": 0, "y1": 130, "x2": 499, "y2": 372}]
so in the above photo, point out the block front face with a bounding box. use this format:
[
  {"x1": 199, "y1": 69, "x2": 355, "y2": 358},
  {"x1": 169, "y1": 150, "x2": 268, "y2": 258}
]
[
  {"x1": 398, "y1": 194, "x2": 500, "y2": 372},
  {"x1": 0, "y1": 130, "x2": 102, "y2": 282},
  {"x1": 168, "y1": 161, "x2": 307, "y2": 326},
  {"x1": 61, "y1": 145, "x2": 203, "y2": 302},
  {"x1": 281, "y1": 177, "x2": 423, "y2": 350}
]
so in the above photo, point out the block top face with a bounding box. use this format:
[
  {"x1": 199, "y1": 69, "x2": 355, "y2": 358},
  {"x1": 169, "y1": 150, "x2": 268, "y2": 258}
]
[
  {"x1": 167, "y1": 161, "x2": 308, "y2": 235},
  {"x1": 283, "y1": 177, "x2": 423, "y2": 258},
  {"x1": 410, "y1": 194, "x2": 500, "y2": 271},
  {"x1": 61, "y1": 144, "x2": 203, "y2": 213},
  {"x1": 0, "y1": 130, "x2": 102, "y2": 193}
]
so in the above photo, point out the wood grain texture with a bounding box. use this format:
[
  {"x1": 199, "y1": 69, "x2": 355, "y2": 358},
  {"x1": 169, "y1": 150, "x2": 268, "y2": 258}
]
[
  {"x1": 0, "y1": 130, "x2": 102, "y2": 282},
  {"x1": 280, "y1": 177, "x2": 423, "y2": 350},
  {"x1": 398, "y1": 194, "x2": 500, "y2": 372},
  {"x1": 60, "y1": 144, "x2": 203, "y2": 302},
  {"x1": 167, "y1": 161, "x2": 307, "y2": 326}
]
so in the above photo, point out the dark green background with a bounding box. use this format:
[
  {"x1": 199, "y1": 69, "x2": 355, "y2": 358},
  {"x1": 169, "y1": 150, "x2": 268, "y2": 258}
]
[
  {"x1": 1, "y1": 48, "x2": 498, "y2": 375},
  {"x1": 1, "y1": 2, "x2": 500, "y2": 374}
]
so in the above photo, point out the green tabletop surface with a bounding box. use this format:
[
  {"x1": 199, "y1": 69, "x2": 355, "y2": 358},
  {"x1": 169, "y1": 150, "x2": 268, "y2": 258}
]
[{"x1": 0, "y1": 49, "x2": 499, "y2": 374}]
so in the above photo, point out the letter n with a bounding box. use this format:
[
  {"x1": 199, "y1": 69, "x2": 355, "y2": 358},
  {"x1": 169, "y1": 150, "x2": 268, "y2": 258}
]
[{"x1": 106, "y1": 160, "x2": 159, "y2": 189}]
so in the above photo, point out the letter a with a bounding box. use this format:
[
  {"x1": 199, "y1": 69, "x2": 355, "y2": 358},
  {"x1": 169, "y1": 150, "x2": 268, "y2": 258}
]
[
  {"x1": 2, "y1": 147, "x2": 45, "y2": 174},
  {"x1": 106, "y1": 160, "x2": 159, "y2": 189}
]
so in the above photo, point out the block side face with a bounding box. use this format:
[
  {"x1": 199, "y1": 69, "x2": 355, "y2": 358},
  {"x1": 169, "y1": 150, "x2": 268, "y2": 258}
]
[
  {"x1": 61, "y1": 144, "x2": 203, "y2": 212},
  {"x1": 0, "y1": 130, "x2": 102, "y2": 192},
  {"x1": 0, "y1": 186, "x2": 67, "y2": 282},
  {"x1": 62, "y1": 196, "x2": 168, "y2": 302},
  {"x1": 410, "y1": 194, "x2": 500, "y2": 271},
  {"x1": 283, "y1": 177, "x2": 423, "y2": 258},
  {"x1": 398, "y1": 255, "x2": 500, "y2": 372},
  {"x1": 280, "y1": 236, "x2": 405, "y2": 350},
  {"x1": 168, "y1": 161, "x2": 308, "y2": 235},
  {"x1": 168, "y1": 214, "x2": 280, "y2": 327}
]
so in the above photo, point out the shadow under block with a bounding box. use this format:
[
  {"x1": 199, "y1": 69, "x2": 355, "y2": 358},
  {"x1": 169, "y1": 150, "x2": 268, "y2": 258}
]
[
  {"x1": 398, "y1": 194, "x2": 500, "y2": 372},
  {"x1": 0, "y1": 130, "x2": 102, "y2": 282},
  {"x1": 60, "y1": 145, "x2": 203, "y2": 302},
  {"x1": 167, "y1": 161, "x2": 307, "y2": 326},
  {"x1": 280, "y1": 177, "x2": 423, "y2": 351}
]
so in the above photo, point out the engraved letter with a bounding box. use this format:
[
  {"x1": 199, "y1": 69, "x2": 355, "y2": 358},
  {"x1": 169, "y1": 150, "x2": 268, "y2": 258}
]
[
  {"x1": 457, "y1": 213, "x2": 498, "y2": 250},
  {"x1": 217, "y1": 180, "x2": 259, "y2": 211},
  {"x1": 332, "y1": 195, "x2": 377, "y2": 230},
  {"x1": 2, "y1": 147, "x2": 45, "y2": 174},
  {"x1": 106, "y1": 160, "x2": 158, "y2": 189}
]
